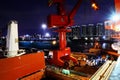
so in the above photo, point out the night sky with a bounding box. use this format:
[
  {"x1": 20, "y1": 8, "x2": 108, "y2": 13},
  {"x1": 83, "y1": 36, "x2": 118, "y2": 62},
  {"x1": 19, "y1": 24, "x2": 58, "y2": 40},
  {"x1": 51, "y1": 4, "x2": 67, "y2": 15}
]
[{"x1": 0, "y1": 0, "x2": 115, "y2": 36}]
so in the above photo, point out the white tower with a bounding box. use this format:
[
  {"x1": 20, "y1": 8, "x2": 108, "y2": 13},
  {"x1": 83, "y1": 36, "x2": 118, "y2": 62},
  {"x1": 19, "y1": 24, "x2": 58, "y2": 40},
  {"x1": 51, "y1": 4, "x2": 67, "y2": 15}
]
[{"x1": 5, "y1": 20, "x2": 25, "y2": 57}]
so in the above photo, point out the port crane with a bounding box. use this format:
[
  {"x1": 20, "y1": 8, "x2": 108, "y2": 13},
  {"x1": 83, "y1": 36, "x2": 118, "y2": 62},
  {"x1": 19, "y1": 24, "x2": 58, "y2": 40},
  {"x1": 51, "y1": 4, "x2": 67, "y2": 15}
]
[
  {"x1": 47, "y1": 0, "x2": 99, "y2": 66},
  {"x1": 0, "y1": 0, "x2": 119, "y2": 80}
]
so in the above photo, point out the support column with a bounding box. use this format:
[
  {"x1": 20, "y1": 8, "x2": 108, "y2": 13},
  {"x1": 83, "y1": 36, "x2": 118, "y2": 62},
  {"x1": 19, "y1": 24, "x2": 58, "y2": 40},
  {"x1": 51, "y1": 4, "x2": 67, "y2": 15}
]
[{"x1": 59, "y1": 30, "x2": 66, "y2": 50}]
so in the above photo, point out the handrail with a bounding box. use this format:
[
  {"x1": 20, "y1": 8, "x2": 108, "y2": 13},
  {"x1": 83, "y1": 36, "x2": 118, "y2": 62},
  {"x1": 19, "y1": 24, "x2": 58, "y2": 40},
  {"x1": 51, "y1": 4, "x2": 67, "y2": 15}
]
[{"x1": 89, "y1": 60, "x2": 116, "y2": 80}]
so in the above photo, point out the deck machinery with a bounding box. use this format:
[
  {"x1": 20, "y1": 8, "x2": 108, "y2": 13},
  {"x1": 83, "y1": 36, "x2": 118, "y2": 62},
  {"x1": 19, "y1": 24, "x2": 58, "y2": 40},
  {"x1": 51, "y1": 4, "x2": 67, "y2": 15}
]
[{"x1": 47, "y1": 0, "x2": 99, "y2": 66}]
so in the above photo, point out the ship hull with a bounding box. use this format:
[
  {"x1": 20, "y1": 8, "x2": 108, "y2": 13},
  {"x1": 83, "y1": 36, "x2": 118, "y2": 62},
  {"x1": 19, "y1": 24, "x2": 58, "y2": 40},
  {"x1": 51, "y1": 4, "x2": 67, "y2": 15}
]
[{"x1": 0, "y1": 52, "x2": 45, "y2": 80}]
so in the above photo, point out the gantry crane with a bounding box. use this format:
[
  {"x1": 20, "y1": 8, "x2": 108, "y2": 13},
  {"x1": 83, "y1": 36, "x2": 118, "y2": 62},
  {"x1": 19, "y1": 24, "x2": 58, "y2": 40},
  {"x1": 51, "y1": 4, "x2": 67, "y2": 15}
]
[{"x1": 47, "y1": 0, "x2": 99, "y2": 66}]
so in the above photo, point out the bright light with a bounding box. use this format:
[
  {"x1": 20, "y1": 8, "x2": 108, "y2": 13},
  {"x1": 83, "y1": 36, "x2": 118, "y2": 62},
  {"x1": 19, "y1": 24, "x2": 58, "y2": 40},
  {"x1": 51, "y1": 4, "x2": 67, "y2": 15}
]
[
  {"x1": 42, "y1": 23, "x2": 47, "y2": 29},
  {"x1": 102, "y1": 43, "x2": 107, "y2": 49},
  {"x1": 91, "y1": 3, "x2": 99, "y2": 10},
  {"x1": 110, "y1": 14, "x2": 120, "y2": 22},
  {"x1": 45, "y1": 33, "x2": 50, "y2": 37},
  {"x1": 52, "y1": 40, "x2": 56, "y2": 45},
  {"x1": 53, "y1": 25, "x2": 57, "y2": 28},
  {"x1": 103, "y1": 36, "x2": 106, "y2": 40},
  {"x1": 25, "y1": 34, "x2": 29, "y2": 37},
  {"x1": 85, "y1": 37, "x2": 88, "y2": 40},
  {"x1": 90, "y1": 37, "x2": 93, "y2": 40},
  {"x1": 49, "y1": 51, "x2": 53, "y2": 55},
  {"x1": 65, "y1": 53, "x2": 68, "y2": 56},
  {"x1": 115, "y1": 25, "x2": 120, "y2": 31}
]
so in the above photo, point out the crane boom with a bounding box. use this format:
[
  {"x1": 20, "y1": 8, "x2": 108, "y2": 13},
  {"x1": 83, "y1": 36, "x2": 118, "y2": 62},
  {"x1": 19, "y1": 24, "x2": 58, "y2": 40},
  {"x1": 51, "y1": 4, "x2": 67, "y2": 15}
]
[{"x1": 47, "y1": 0, "x2": 99, "y2": 66}]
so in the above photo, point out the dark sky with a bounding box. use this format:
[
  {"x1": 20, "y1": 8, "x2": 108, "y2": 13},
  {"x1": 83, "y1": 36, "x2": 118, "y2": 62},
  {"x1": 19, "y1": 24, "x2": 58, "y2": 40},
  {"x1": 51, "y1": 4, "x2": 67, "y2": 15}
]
[{"x1": 0, "y1": 0, "x2": 115, "y2": 36}]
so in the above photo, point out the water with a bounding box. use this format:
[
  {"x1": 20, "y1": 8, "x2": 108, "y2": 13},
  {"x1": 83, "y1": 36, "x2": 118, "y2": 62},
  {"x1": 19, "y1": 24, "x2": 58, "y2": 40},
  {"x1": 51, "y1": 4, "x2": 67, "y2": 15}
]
[
  {"x1": 19, "y1": 41, "x2": 59, "y2": 50},
  {"x1": 19, "y1": 40, "x2": 114, "y2": 52}
]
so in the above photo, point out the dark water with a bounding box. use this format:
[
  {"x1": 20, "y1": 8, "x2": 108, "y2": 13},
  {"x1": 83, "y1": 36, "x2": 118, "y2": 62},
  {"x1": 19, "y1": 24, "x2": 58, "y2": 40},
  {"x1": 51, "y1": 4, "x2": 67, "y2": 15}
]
[
  {"x1": 19, "y1": 41, "x2": 59, "y2": 50},
  {"x1": 19, "y1": 40, "x2": 114, "y2": 52}
]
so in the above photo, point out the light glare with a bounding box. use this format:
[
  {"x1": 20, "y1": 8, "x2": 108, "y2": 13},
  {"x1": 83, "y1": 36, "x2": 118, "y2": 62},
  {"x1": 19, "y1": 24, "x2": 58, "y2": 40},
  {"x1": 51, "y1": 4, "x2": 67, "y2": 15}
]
[
  {"x1": 111, "y1": 14, "x2": 120, "y2": 22},
  {"x1": 42, "y1": 24, "x2": 47, "y2": 29},
  {"x1": 45, "y1": 33, "x2": 50, "y2": 37},
  {"x1": 52, "y1": 40, "x2": 56, "y2": 45},
  {"x1": 91, "y1": 3, "x2": 98, "y2": 10}
]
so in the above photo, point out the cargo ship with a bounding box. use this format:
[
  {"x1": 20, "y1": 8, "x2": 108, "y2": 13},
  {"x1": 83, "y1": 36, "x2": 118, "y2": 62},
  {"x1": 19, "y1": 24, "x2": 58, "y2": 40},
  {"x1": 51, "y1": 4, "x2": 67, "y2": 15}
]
[{"x1": 0, "y1": 21, "x2": 45, "y2": 80}]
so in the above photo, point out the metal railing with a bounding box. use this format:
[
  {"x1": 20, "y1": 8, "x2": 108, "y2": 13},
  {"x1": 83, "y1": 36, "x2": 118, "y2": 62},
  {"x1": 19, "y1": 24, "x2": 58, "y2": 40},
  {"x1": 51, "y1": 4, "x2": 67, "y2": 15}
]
[{"x1": 89, "y1": 60, "x2": 116, "y2": 80}]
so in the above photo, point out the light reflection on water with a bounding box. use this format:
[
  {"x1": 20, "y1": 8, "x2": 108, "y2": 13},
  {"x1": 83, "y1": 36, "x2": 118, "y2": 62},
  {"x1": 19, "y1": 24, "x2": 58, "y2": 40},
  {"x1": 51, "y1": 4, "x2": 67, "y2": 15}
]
[
  {"x1": 84, "y1": 42, "x2": 112, "y2": 50},
  {"x1": 19, "y1": 41, "x2": 58, "y2": 50},
  {"x1": 19, "y1": 41, "x2": 113, "y2": 51}
]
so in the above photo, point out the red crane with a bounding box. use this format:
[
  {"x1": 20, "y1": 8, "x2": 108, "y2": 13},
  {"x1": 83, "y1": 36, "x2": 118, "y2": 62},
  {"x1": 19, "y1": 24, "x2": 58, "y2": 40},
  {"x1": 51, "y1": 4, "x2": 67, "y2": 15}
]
[{"x1": 48, "y1": 0, "x2": 99, "y2": 66}]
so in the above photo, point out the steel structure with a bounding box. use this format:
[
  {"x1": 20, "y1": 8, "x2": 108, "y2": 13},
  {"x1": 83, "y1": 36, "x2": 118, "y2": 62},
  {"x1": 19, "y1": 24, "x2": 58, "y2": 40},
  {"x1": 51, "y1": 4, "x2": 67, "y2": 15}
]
[{"x1": 48, "y1": 0, "x2": 98, "y2": 66}]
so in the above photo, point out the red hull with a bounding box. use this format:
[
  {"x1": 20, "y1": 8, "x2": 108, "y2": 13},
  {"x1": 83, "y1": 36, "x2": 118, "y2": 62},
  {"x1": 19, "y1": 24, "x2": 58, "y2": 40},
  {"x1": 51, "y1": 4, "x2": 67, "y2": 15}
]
[{"x1": 0, "y1": 52, "x2": 45, "y2": 80}]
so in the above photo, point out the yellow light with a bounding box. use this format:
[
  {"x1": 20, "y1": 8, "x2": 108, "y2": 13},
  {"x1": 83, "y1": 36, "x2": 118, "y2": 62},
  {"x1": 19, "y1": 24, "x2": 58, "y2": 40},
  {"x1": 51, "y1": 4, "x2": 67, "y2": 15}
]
[
  {"x1": 52, "y1": 40, "x2": 56, "y2": 45},
  {"x1": 92, "y1": 3, "x2": 96, "y2": 7},
  {"x1": 91, "y1": 3, "x2": 99, "y2": 10}
]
